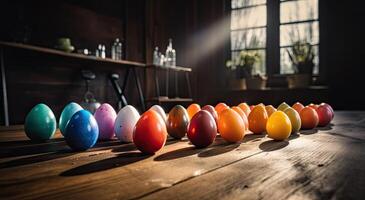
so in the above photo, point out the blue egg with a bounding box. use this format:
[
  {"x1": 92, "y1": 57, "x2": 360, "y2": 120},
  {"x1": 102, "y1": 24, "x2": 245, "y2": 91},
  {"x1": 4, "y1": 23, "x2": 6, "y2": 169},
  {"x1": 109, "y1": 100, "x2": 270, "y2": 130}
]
[
  {"x1": 59, "y1": 102, "x2": 83, "y2": 136},
  {"x1": 65, "y1": 110, "x2": 99, "y2": 151}
]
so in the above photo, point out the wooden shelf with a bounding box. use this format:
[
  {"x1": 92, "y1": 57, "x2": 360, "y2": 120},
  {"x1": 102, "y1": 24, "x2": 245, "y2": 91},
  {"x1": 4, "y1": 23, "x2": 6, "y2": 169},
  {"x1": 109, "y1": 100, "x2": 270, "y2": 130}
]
[
  {"x1": 0, "y1": 41, "x2": 146, "y2": 68},
  {"x1": 146, "y1": 64, "x2": 192, "y2": 72},
  {"x1": 228, "y1": 85, "x2": 329, "y2": 92},
  {"x1": 146, "y1": 97, "x2": 193, "y2": 102}
]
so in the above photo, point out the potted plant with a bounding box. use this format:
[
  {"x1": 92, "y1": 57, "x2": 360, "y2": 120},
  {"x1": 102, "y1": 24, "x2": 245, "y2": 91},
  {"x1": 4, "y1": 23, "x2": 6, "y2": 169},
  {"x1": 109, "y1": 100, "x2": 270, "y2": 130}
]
[
  {"x1": 286, "y1": 40, "x2": 315, "y2": 88},
  {"x1": 226, "y1": 51, "x2": 266, "y2": 90}
]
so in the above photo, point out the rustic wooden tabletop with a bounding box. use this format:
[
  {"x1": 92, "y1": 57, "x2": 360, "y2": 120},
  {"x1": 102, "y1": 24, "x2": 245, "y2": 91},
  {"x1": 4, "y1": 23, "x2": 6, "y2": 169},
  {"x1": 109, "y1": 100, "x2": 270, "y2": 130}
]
[{"x1": 0, "y1": 111, "x2": 364, "y2": 200}]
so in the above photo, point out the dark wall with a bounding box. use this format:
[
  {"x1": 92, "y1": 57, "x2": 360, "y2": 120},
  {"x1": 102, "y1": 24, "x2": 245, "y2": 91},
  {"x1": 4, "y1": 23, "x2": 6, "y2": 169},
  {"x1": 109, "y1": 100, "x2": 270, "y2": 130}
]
[
  {"x1": 0, "y1": 0, "x2": 146, "y2": 124},
  {"x1": 321, "y1": 0, "x2": 365, "y2": 110},
  {"x1": 1, "y1": 0, "x2": 364, "y2": 125}
]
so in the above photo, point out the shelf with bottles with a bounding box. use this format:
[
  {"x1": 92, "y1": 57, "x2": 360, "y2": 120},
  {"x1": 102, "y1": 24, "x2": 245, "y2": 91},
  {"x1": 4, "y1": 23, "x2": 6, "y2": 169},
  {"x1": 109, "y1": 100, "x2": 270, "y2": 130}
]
[{"x1": 0, "y1": 41, "x2": 145, "y2": 69}]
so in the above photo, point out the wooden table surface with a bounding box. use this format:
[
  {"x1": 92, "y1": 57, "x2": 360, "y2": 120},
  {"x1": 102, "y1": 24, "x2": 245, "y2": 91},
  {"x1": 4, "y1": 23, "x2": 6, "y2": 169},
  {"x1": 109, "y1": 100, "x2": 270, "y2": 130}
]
[{"x1": 0, "y1": 111, "x2": 364, "y2": 200}]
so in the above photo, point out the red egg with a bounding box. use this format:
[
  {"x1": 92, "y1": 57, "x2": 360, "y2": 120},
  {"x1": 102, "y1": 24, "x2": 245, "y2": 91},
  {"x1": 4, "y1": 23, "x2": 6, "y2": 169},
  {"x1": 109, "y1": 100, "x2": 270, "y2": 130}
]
[
  {"x1": 133, "y1": 110, "x2": 167, "y2": 154},
  {"x1": 187, "y1": 110, "x2": 217, "y2": 148},
  {"x1": 320, "y1": 103, "x2": 334, "y2": 120},
  {"x1": 249, "y1": 105, "x2": 255, "y2": 111},
  {"x1": 201, "y1": 105, "x2": 218, "y2": 126},
  {"x1": 316, "y1": 105, "x2": 332, "y2": 127}
]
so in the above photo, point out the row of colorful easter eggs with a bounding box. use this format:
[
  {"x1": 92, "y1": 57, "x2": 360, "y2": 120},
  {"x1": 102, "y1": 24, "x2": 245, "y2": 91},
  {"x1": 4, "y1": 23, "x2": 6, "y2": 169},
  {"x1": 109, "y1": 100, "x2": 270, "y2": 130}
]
[{"x1": 24, "y1": 101, "x2": 334, "y2": 154}]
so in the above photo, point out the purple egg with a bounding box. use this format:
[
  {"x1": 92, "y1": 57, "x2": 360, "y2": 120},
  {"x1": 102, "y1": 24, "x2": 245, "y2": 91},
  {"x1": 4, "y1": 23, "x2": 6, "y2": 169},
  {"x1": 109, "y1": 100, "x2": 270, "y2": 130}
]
[{"x1": 94, "y1": 103, "x2": 117, "y2": 140}]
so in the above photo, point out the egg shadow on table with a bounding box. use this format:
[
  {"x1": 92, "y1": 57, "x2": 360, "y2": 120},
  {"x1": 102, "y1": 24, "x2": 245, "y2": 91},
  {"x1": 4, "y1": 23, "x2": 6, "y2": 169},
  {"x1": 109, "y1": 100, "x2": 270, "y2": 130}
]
[
  {"x1": 316, "y1": 125, "x2": 334, "y2": 131},
  {"x1": 242, "y1": 133, "x2": 266, "y2": 143},
  {"x1": 60, "y1": 152, "x2": 149, "y2": 176},
  {"x1": 198, "y1": 142, "x2": 240, "y2": 158},
  {"x1": 0, "y1": 137, "x2": 65, "y2": 148},
  {"x1": 0, "y1": 149, "x2": 77, "y2": 169},
  {"x1": 259, "y1": 140, "x2": 289, "y2": 152},
  {"x1": 299, "y1": 129, "x2": 318, "y2": 135},
  {"x1": 288, "y1": 133, "x2": 300, "y2": 140},
  {"x1": 0, "y1": 139, "x2": 68, "y2": 158},
  {"x1": 154, "y1": 146, "x2": 200, "y2": 161}
]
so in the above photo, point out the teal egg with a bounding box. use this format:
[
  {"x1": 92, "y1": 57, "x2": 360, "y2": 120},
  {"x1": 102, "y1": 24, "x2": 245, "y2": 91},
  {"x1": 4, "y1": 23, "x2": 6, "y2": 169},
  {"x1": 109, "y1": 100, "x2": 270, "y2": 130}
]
[
  {"x1": 59, "y1": 102, "x2": 83, "y2": 136},
  {"x1": 24, "y1": 103, "x2": 57, "y2": 141}
]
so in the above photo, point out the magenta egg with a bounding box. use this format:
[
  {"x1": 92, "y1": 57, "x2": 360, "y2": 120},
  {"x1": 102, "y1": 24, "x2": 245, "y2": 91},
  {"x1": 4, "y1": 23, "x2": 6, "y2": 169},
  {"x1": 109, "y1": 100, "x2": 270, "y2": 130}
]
[{"x1": 94, "y1": 103, "x2": 117, "y2": 140}]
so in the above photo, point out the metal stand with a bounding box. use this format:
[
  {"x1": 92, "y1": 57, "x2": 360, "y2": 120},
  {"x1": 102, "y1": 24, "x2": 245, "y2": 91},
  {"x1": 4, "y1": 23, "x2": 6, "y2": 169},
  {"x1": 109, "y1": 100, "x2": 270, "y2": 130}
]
[
  {"x1": 109, "y1": 68, "x2": 145, "y2": 112},
  {"x1": 0, "y1": 48, "x2": 9, "y2": 126}
]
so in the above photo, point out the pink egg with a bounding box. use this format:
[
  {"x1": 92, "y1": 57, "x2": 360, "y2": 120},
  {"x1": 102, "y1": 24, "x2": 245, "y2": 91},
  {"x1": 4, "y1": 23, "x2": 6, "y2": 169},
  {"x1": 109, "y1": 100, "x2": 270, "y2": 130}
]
[{"x1": 94, "y1": 103, "x2": 117, "y2": 140}]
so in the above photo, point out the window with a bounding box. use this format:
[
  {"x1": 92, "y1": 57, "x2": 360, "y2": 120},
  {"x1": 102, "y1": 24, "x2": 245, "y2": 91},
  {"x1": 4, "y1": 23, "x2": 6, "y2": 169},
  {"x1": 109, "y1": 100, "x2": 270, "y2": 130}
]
[
  {"x1": 230, "y1": 0, "x2": 267, "y2": 75},
  {"x1": 280, "y1": 0, "x2": 319, "y2": 74},
  {"x1": 230, "y1": 0, "x2": 320, "y2": 75}
]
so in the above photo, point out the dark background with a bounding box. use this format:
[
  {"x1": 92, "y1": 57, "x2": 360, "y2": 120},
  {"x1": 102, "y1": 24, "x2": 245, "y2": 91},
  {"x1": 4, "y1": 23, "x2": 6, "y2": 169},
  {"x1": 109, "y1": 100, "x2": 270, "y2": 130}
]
[{"x1": 0, "y1": 0, "x2": 364, "y2": 125}]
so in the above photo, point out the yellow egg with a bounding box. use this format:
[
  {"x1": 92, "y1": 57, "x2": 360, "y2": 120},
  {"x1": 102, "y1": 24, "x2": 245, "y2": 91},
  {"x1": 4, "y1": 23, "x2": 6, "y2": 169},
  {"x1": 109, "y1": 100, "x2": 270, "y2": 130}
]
[
  {"x1": 266, "y1": 111, "x2": 292, "y2": 140},
  {"x1": 284, "y1": 107, "x2": 301, "y2": 134}
]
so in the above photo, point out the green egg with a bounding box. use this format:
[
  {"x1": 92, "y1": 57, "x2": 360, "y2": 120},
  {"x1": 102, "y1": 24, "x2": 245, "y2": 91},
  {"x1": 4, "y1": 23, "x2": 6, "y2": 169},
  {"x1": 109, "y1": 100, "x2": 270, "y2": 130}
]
[
  {"x1": 277, "y1": 102, "x2": 290, "y2": 111},
  {"x1": 284, "y1": 107, "x2": 301, "y2": 134},
  {"x1": 24, "y1": 103, "x2": 57, "y2": 141}
]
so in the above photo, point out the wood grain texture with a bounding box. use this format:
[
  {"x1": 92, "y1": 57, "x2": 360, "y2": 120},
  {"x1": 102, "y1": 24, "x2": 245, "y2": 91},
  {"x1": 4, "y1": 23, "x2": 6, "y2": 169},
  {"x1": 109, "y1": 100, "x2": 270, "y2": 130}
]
[{"x1": 0, "y1": 111, "x2": 364, "y2": 200}]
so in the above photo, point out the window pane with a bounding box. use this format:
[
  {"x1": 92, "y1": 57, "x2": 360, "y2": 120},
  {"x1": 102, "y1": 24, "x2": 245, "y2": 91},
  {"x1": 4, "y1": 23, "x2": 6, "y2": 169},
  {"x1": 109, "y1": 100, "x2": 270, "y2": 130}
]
[
  {"x1": 231, "y1": 28, "x2": 266, "y2": 50},
  {"x1": 231, "y1": 5, "x2": 267, "y2": 30},
  {"x1": 280, "y1": 21, "x2": 319, "y2": 47},
  {"x1": 280, "y1": 0, "x2": 318, "y2": 23},
  {"x1": 232, "y1": 50, "x2": 266, "y2": 75},
  {"x1": 280, "y1": 45, "x2": 319, "y2": 74},
  {"x1": 232, "y1": 0, "x2": 266, "y2": 9}
]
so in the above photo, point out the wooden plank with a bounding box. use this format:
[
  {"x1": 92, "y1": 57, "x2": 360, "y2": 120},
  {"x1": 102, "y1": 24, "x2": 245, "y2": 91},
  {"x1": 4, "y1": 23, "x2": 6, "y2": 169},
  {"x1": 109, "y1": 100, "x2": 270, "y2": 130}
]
[
  {"x1": 146, "y1": 64, "x2": 192, "y2": 72},
  {"x1": 145, "y1": 97, "x2": 194, "y2": 102},
  {"x1": 139, "y1": 113, "x2": 365, "y2": 200},
  {"x1": 0, "y1": 111, "x2": 364, "y2": 200},
  {"x1": 0, "y1": 134, "x2": 263, "y2": 199}
]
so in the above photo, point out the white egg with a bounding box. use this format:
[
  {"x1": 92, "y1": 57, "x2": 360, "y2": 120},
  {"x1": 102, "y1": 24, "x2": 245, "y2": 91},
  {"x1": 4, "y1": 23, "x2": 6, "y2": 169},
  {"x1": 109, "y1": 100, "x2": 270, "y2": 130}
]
[
  {"x1": 150, "y1": 105, "x2": 167, "y2": 122},
  {"x1": 114, "y1": 105, "x2": 140, "y2": 142}
]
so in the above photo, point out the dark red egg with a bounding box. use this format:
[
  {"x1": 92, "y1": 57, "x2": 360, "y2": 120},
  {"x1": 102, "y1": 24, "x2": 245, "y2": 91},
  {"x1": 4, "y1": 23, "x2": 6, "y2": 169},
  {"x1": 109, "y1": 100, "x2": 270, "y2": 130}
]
[
  {"x1": 187, "y1": 110, "x2": 217, "y2": 148},
  {"x1": 316, "y1": 105, "x2": 332, "y2": 127}
]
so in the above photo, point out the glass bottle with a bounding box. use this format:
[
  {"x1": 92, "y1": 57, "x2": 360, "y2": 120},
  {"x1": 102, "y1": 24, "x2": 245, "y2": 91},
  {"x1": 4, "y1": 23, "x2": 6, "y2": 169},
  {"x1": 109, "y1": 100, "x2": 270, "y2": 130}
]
[
  {"x1": 101, "y1": 45, "x2": 106, "y2": 59},
  {"x1": 112, "y1": 38, "x2": 122, "y2": 60},
  {"x1": 116, "y1": 39, "x2": 122, "y2": 60},
  {"x1": 153, "y1": 47, "x2": 160, "y2": 65},
  {"x1": 165, "y1": 38, "x2": 173, "y2": 66}
]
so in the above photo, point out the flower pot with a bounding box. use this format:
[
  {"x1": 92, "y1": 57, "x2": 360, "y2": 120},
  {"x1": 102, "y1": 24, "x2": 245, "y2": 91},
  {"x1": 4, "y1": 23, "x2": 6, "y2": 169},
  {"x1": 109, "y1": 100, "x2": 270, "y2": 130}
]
[
  {"x1": 287, "y1": 74, "x2": 312, "y2": 89},
  {"x1": 246, "y1": 77, "x2": 266, "y2": 90},
  {"x1": 230, "y1": 78, "x2": 246, "y2": 90}
]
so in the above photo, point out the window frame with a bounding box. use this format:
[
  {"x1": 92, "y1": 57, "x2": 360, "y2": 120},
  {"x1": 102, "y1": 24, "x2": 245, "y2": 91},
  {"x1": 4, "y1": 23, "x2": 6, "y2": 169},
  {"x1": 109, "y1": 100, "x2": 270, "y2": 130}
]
[
  {"x1": 229, "y1": 1, "x2": 268, "y2": 75},
  {"x1": 228, "y1": 0, "x2": 321, "y2": 78}
]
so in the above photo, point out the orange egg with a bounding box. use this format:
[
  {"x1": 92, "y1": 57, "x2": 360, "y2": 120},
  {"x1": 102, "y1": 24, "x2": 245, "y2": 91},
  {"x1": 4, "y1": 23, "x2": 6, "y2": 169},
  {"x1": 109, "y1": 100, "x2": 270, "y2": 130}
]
[
  {"x1": 248, "y1": 104, "x2": 268, "y2": 134},
  {"x1": 300, "y1": 106, "x2": 319, "y2": 129},
  {"x1": 238, "y1": 102, "x2": 251, "y2": 116},
  {"x1": 218, "y1": 109, "x2": 245, "y2": 142},
  {"x1": 187, "y1": 103, "x2": 201, "y2": 120},
  {"x1": 215, "y1": 103, "x2": 229, "y2": 114},
  {"x1": 308, "y1": 103, "x2": 319, "y2": 110},
  {"x1": 232, "y1": 106, "x2": 248, "y2": 131},
  {"x1": 266, "y1": 111, "x2": 292, "y2": 140},
  {"x1": 265, "y1": 105, "x2": 276, "y2": 117},
  {"x1": 292, "y1": 102, "x2": 305, "y2": 113}
]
